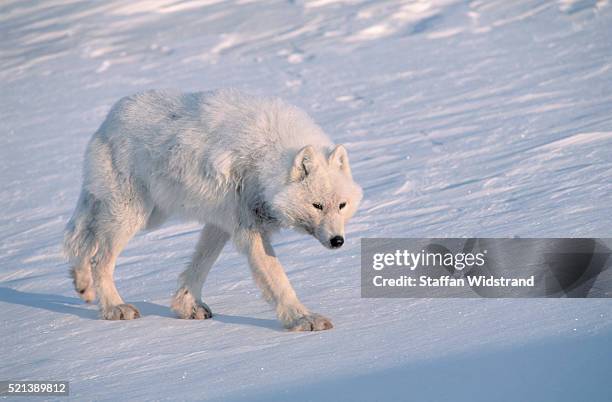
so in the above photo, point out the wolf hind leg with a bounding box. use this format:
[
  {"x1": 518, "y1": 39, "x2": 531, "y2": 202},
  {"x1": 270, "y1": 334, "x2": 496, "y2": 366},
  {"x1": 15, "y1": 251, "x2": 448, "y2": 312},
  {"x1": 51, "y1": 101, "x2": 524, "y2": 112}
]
[
  {"x1": 172, "y1": 224, "x2": 230, "y2": 319},
  {"x1": 84, "y1": 195, "x2": 150, "y2": 320}
]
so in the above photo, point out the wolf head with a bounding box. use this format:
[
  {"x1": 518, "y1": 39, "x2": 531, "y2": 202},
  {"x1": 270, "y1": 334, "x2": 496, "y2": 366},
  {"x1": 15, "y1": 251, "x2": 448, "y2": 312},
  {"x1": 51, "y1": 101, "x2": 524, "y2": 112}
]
[{"x1": 272, "y1": 144, "x2": 362, "y2": 249}]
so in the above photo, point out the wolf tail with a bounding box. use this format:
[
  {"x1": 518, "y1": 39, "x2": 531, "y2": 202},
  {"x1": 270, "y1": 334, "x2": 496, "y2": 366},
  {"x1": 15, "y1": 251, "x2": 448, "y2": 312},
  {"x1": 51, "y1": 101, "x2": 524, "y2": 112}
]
[{"x1": 63, "y1": 189, "x2": 100, "y2": 265}]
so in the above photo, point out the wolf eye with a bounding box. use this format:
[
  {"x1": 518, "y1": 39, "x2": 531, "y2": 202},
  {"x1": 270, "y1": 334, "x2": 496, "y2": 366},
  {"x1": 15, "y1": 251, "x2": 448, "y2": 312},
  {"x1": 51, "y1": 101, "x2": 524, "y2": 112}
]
[
  {"x1": 339, "y1": 202, "x2": 347, "y2": 210},
  {"x1": 312, "y1": 203, "x2": 323, "y2": 210}
]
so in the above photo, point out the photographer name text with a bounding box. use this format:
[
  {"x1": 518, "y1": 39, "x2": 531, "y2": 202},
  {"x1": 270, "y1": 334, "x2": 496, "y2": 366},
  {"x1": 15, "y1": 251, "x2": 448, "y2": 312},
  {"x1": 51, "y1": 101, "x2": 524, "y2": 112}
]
[{"x1": 371, "y1": 249, "x2": 534, "y2": 288}]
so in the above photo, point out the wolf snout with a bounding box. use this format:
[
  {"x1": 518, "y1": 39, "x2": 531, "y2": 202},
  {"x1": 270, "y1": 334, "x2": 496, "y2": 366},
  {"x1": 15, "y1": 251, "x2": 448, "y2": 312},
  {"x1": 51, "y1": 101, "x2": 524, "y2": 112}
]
[{"x1": 330, "y1": 235, "x2": 344, "y2": 249}]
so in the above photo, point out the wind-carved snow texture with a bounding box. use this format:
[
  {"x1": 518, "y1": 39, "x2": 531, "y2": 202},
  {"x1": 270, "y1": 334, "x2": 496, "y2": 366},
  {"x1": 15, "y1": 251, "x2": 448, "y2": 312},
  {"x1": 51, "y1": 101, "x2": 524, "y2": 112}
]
[{"x1": 1, "y1": 1, "x2": 612, "y2": 401}]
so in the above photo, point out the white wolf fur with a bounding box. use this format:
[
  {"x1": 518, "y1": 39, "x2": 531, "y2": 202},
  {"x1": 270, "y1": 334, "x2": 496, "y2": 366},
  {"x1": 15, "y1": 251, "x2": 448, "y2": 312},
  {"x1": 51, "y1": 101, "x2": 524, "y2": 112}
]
[{"x1": 64, "y1": 89, "x2": 362, "y2": 330}]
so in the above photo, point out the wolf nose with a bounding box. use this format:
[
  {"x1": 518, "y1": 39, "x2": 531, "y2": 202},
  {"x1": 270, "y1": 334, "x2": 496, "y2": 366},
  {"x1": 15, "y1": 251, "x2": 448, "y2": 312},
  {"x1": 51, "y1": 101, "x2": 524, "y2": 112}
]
[{"x1": 330, "y1": 236, "x2": 344, "y2": 248}]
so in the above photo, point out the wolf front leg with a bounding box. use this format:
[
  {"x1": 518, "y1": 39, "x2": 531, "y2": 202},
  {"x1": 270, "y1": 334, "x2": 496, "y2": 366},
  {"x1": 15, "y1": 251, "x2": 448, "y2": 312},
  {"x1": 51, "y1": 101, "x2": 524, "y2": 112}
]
[
  {"x1": 238, "y1": 230, "x2": 333, "y2": 331},
  {"x1": 172, "y1": 224, "x2": 230, "y2": 319}
]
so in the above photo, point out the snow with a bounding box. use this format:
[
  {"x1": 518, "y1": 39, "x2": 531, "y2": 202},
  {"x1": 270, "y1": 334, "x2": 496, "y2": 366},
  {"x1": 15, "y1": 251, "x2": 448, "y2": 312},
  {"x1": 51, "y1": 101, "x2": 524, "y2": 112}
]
[{"x1": 1, "y1": 0, "x2": 611, "y2": 400}]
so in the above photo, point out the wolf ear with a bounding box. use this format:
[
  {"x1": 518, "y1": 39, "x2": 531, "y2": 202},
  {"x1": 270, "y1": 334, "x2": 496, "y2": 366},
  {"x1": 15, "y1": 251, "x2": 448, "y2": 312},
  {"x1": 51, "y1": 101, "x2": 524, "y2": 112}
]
[
  {"x1": 328, "y1": 144, "x2": 351, "y2": 178},
  {"x1": 290, "y1": 145, "x2": 317, "y2": 182}
]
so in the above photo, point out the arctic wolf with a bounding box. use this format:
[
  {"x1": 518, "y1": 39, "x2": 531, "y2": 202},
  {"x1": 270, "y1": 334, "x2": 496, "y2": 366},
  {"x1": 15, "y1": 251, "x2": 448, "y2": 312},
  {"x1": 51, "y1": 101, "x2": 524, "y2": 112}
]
[{"x1": 64, "y1": 89, "x2": 362, "y2": 331}]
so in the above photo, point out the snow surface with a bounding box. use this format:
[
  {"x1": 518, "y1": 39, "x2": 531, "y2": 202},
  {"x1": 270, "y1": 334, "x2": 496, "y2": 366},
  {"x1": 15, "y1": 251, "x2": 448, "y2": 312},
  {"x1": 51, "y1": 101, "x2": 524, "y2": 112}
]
[{"x1": 1, "y1": 0, "x2": 612, "y2": 400}]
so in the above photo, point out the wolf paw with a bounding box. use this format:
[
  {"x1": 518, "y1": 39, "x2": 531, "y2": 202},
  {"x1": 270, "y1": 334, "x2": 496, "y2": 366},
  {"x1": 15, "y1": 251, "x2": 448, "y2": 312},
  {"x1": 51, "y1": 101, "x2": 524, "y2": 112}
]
[
  {"x1": 286, "y1": 313, "x2": 333, "y2": 331},
  {"x1": 187, "y1": 302, "x2": 213, "y2": 320},
  {"x1": 171, "y1": 287, "x2": 213, "y2": 319},
  {"x1": 102, "y1": 304, "x2": 141, "y2": 320}
]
